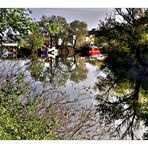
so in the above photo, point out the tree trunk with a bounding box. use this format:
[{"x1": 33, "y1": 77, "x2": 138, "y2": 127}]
[{"x1": 133, "y1": 79, "x2": 141, "y2": 101}]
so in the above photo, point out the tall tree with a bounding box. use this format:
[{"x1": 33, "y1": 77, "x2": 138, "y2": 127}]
[
  {"x1": 95, "y1": 8, "x2": 148, "y2": 139},
  {"x1": 39, "y1": 15, "x2": 62, "y2": 47},
  {"x1": 70, "y1": 20, "x2": 88, "y2": 48},
  {"x1": 51, "y1": 15, "x2": 69, "y2": 46}
]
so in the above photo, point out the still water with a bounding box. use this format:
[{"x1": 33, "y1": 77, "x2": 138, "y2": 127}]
[{"x1": 0, "y1": 55, "x2": 147, "y2": 140}]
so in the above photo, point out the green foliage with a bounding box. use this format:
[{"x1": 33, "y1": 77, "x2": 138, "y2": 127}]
[
  {"x1": 70, "y1": 20, "x2": 88, "y2": 47},
  {"x1": 95, "y1": 8, "x2": 148, "y2": 139},
  {"x1": 29, "y1": 60, "x2": 44, "y2": 81},
  {"x1": 0, "y1": 8, "x2": 32, "y2": 43},
  {"x1": 114, "y1": 79, "x2": 130, "y2": 94},
  {"x1": 54, "y1": 16, "x2": 70, "y2": 45},
  {"x1": 39, "y1": 15, "x2": 63, "y2": 46},
  {"x1": 96, "y1": 8, "x2": 148, "y2": 91},
  {"x1": 19, "y1": 22, "x2": 44, "y2": 52},
  {"x1": 45, "y1": 21, "x2": 61, "y2": 37},
  {"x1": 0, "y1": 73, "x2": 60, "y2": 140},
  {"x1": 139, "y1": 83, "x2": 148, "y2": 102}
]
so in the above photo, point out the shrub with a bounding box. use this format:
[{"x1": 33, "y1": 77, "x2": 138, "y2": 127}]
[{"x1": 0, "y1": 73, "x2": 60, "y2": 140}]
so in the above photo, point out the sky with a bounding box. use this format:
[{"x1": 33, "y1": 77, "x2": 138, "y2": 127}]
[{"x1": 30, "y1": 8, "x2": 112, "y2": 30}]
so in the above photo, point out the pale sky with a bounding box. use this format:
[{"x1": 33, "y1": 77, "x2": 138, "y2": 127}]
[{"x1": 30, "y1": 8, "x2": 112, "y2": 30}]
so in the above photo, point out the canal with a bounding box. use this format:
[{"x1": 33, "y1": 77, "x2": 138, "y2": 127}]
[{"x1": 0, "y1": 52, "x2": 147, "y2": 140}]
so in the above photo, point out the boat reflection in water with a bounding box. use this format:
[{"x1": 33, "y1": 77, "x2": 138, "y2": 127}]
[
  {"x1": 33, "y1": 45, "x2": 105, "y2": 92},
  {"x1": 1, "y1": 45, "x2": 148, "y2": 140}
]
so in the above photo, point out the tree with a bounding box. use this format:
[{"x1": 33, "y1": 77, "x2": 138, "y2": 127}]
[
  {"x1": 95, "y1": 8, "x2": 148, "y2": 139},
  {"x1": 0, "y1": 8, "x2": 32, "y2": 45},
  {"x1": 51, "y1": 16, "x2": 69, "y2": 46},
  {"x1": 20, "y1": 22, "x2": 44, "y2": 52},
  {"x1": 39, "y1": 15, "x2": 62, "y2": 47},
  {"x1": 70, "y1": 20, "x2": 88, "y2": 48}
]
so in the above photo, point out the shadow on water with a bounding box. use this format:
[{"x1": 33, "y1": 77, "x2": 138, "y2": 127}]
[
  {"x1": 95, "y1": 48, "x2": 148, "y2": 139},
  {"x1": 1, "y1": 46, "x2": 148, "y2": 139}
]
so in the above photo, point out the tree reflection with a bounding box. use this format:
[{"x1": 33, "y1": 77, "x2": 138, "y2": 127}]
[
  {"x1": 28, "y1": 53, "x2": 89, "y2": 89},
  {"x1": 28, "y1": 59, "x2": 45, "y2": 82},
  {"x1": 95, "y1": 8, "x2": 148, "y2": 139},
  {"x1": 96, "y1": 72, "x2": 148, "y2": 139},
  {"x1": 46, "y1": 57, "x2": 70, "y2": 87},
  {"x1": 70, "y1": 56, "x2": 88, "y2": 83}
]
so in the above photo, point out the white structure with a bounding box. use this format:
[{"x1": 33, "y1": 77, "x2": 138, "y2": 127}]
[
  {"x1": 48, "y1": 47, "x2": 58, "y2": 58},
  {"x1": 58, "y1": 38, "x2": 63, "y2": 46},
  {"x1": 1, "y1": 43, "x2": 18, "y2": 47}
]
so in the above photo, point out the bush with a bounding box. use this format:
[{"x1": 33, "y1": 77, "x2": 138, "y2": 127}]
[{"x1": 0, "y1": 73, "x2": 60, "y2": 140}]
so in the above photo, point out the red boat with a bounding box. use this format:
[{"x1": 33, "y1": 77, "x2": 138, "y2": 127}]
[
  {"x1": 88, "y1": 46, "x2": 107, "y2": 61},
  {"x1": 89, "y1": 46, "x2": 102, "y2": 56},
  {"x1": 79, "y1": 45, "x2": 105, "y2": 60}
]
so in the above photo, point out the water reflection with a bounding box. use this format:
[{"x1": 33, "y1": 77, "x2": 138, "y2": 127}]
[
  {"x1": 18, "y1": 47, "x2": 102, "y2": 106},
  {"x1": 1, "y1": 46, "x2": 147, "y2": 140},
  {"x1": 28, "y1": 48, "x2": 91, "y2": 87},
  {"x1": 95, "y1": 51, "x2": 148, "y2": 140}
]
